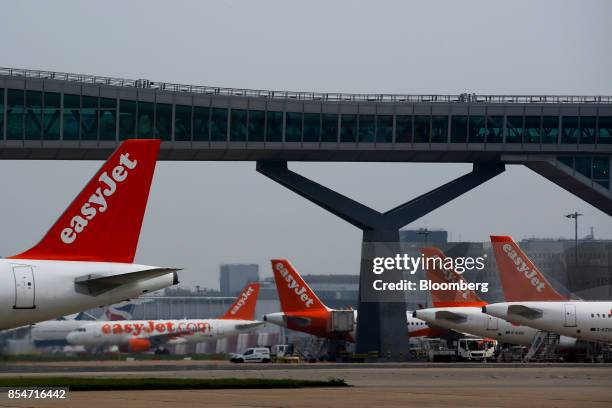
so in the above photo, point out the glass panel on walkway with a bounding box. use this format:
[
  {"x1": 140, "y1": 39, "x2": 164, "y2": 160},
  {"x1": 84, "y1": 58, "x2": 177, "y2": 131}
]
[
  {"x1": 414, "y1": 115, "x2": 430, "y2": 143},
  {"x1": 377, "y1": 115, "x2": 393, "y2": 143},
  {"x1": 562, "y1": 116, "x2": 579, "y2": 144},
  {"x1": 542, "y1": 116, "x2": 558, "y2": 144},
  {"x1": 395, "y1": 115, "x2": 412, "y2": 143},
  {"x1": 155, "y1": 103, "x2": 172, "y2": 141},
  {"x1": 210, "y1": 108, "x2": 228, "y2": 141},
  {"x1": 468, "y1": 116, "x2": 485, "y2": 143},
  {"x1": 230, "y1": 109, "x2": 247, "y2": 142},
  {"x1": 486, "y1": 116, "x2": 503, "y2": 143},
  {"x1": 285, "y1": 112, "x2": 302, "y2": 142},
  {"x1": 340, "y1": 114, "x2": 357, "y2": 142},
  {"x1": 451, "y1": 116, "x2": 467, "y2": 143},
  {"x1": 249, "y1": 110, "x2": 265, "y2": 142},
  {"x1": 524, "y1": 116, "x2": 540, "y2": 143},
  {"x1": 321, "y1": 113, "x2": 338, "y2": 142},
  {"x1": 266, "y1": 111, "x2": 283, "y2": 142},
  {"x1": 506, "y1": 116, "x2": 523, "y2": 143},
  {"x1": 193, "y1": 106, "x2": 210, "y2": 141}
]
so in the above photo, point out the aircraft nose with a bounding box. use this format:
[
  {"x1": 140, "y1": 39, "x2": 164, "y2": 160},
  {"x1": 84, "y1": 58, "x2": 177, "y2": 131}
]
[
  {"x1": 412, "y1": 311, "x2": 418, "y2": 318},
  {"x1": 482, "y1": 306, "x2": 487, "y2": 313}
]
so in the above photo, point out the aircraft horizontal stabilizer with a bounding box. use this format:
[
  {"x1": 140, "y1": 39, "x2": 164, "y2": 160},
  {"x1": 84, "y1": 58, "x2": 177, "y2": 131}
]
[
  {"x1": 286, "y1": 315, "x2": 312, "y2": 327},
  {"x1": 507, "y1": 304, "x2": 543, "y2": 319},
  {"x1": 235, "y1": 321, "x2": 266, "y2": 331},
  {"x1": 435, "y1": 310, "x2": 468, "y2": 322},
  {"x1": 75, "y1": 268, "x2": 181, "y2": 296}
]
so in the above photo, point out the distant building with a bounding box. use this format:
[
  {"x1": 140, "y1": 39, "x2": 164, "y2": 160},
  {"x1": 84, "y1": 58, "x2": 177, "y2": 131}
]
[
  {"x1": 219, "y1": 264, "x2": 259, "y2": 296},
  {"x1": 258, "y1": 274, "x2": 359, "y2": 310},
  {"x1": 400, "y1": 228, "x2": 448, "y2": 245}
]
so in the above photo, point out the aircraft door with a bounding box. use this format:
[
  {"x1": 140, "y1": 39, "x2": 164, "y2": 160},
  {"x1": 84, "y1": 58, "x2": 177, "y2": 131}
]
[
  {"x1": 486, "y1": 315, "x2": 499, "y2": 330},
  {"x1": 563, "y1": 304, "x2": 577, "y2": 327},
  {"x1": 12, "y1": 265, "x2": 35, "y2": 309}
]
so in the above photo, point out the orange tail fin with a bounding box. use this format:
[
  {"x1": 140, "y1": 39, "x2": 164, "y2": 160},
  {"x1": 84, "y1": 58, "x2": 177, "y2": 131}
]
[
  {"x1": 270, "y1": 259, "x2": 326, "y2": 313},
  {"x1": 220, "y1": 283, "x2": 260, "y2": 320},
  {"x1": 490, "y1": 236, "x2": 568, "y2": 301},
  {"x1": 421, "y1": 247, "x2": 487, "y2": 307},
  {"x1": 10, "y1": 140, "x2": 160, "y2": 263}
]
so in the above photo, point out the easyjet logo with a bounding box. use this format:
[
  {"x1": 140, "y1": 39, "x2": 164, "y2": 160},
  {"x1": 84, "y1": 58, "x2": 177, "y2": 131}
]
[
  {"x1": 230, "y1": 286, "x2": 254, "y2": 315},
  {"x1": 274, "y1": 262, "x2": 314, "y2": 308},
  {"x1": 60, "y1": 153, "x2": 138, "y2": 244},
  {"x1": 502, "y1": 243, "x2": 545, "y2": 292},
  {"x1": 440, "y1": 262, "x2": 469, "y2": 300},
  {"x1": 101, "y1": 321, "x2": 211, "y2": 336},
  {"x1": 431, "y1": 255, "x2": 469, "y2": 300}
]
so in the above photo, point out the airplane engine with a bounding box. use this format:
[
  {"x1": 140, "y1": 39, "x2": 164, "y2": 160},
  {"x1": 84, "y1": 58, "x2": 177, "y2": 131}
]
[{"x1": 127, "y1": 338, "x2": 151, "y2": 353}]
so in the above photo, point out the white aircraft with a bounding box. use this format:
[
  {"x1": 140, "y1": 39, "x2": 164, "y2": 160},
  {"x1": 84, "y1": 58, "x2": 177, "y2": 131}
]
[
  {"x1": 484, "y1": 236, "x2": 612, "y2": 344},
  {"x1": 66, "y1": 283, "x2": 265, "y2": 352},
  {"x1": 0, "y1": 139, "x2": 179, "y2": 330},
  {"x1": 31, "y1": 303, "x2": 136, "y2": 347},
  {"x1": 413, "y1": 246, "x2": 577, "y2": 348}
]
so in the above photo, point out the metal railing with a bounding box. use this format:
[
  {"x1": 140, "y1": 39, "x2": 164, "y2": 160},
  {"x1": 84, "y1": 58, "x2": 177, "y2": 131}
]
[{"x1": 1, "y1": 66, "x2": 610, "y2": 104}]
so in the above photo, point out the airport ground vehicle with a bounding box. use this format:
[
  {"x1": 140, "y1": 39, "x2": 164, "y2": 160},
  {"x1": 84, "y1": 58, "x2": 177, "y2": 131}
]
[
  {"x1": 230, "y1": 347, "x2": 271, "y2": 363},
  {"x1": 270, "y1": 344, "x2": 304, "y2": 363},
  {"x1": 0, "y1": 140, "x2": 179, "y2": 331},
  {"x1": 66, "y1": 283, "x2": 264, "y2": 353},
  {"x1": 499, "y1": 346, "x2": 527, "y2": 362},
  {"x1": 426, "y1": 338, "x2": 496, "y2": 362}
]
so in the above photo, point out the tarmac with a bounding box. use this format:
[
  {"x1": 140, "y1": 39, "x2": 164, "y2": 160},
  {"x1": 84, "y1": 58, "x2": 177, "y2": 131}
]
[{"x1": 1, "y1": 360, "x2": 611, "y2": 407}]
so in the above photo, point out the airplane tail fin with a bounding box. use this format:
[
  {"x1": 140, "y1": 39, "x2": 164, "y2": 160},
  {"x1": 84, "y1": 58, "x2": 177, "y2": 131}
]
[
  {"x1": 10, "y1": 139, "x2": 160, "y2": 263},
  {"x1": 270, "y1": 259, "x2": 326, "y2": 313},
  {"x1": 220, "y1": 283, "x2": 260, "y2": 320},
  {"x1": 421, "y1": 247, "x2": 486, "y2": 307},
  {"x1": 104, "y1": 303, "x2": 136, "y2": 321},
  {"x1": 490, "y1": 236, "x2": 568, "y2": 301}
]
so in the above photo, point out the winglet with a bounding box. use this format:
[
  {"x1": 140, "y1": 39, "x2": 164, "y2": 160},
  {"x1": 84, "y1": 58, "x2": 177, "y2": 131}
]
[
  {"x1": 11, "y1": 139, "x2": 161, "y2": 263},
  {"x1": 490, "y1": 235, "x2": 568, "y2": 301},
  {"x1": 220, "y1": 283, "x2": 260, "y2": 320},
  {"x1": 421, "y1": 247, "x2": 486, "y2": 307},
  {"x1": 270, "y1": 259, "x2": 326, "y2": 313}
]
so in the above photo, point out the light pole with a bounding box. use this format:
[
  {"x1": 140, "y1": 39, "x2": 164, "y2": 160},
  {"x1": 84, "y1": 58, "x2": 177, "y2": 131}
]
[{"x1": 565, "y1": 212, "x2": 582, "y2": 266}]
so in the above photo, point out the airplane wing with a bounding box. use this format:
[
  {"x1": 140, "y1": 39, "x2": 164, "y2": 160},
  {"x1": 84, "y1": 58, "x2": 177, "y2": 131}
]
[
  {"x1": 235, "y1": 321, "x2": 266, "y2": 331},
  {"x1": 435, "y1": 310, "x2": 468, "y2": 323},
  {"x1": 507, "y1": 304, "x2": 543, "y2": 319},
  {"x1": 75, "y1": 268, "x2": 181, "y2": 296}
]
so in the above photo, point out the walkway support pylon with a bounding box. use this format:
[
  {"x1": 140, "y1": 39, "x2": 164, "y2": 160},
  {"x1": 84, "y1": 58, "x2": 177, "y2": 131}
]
[{"x1": 257, "y1": 161, "x2": 505, "y2": 360}]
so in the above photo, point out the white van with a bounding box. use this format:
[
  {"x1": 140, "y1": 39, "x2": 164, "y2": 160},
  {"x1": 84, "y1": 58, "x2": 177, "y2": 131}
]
[{"x1": 230, "y1": 347, "x2": 271, "y2": 363}]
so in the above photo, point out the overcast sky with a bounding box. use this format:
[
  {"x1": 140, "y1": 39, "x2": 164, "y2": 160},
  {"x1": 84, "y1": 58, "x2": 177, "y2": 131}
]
[{"x1": 1, "y1": 1, "x2": 611, "y2": 288}]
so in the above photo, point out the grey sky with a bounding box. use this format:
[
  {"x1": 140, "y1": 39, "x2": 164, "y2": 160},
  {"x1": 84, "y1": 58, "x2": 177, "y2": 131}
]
[{"x1": 1, "y1": 1, "x2": 611, "y2": 288}]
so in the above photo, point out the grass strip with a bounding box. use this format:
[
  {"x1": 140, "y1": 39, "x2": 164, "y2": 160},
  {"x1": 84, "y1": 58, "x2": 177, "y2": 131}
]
[{"x1": 0, "y1": 377, "x2": 348, "y2": 391}]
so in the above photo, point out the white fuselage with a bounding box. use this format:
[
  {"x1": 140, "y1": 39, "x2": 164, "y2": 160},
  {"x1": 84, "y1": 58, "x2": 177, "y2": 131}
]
[
  {"x1": 484, "y1": 301, "x2": 612, "y2": 343},
  {"x1": 0, "y1": 259, "x2": 175, "y2": 330},
  {"x1": 66, "y1": 319, "x2": 264, "y2": 348},
  {"x1": 414, "y1": 306, "x2": 576, "y2": 347},
  {"x1": 31, "y1": 320, "x2": 89, "y2": 344},
  {"x1": 416, "y1": 307, "x2": 535, "y2": 345},
  {"x1": 264, "y1": 310, "x2": 432, "y2": 342}
]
